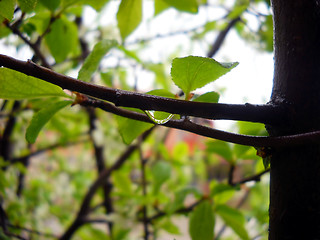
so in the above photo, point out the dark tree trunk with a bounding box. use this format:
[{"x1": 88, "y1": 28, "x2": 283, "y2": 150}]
[{"x1": 269, "y1": 0, "x2": 320, "y2": 239}]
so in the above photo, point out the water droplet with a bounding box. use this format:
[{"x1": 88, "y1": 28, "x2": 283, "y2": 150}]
[{"x1": 145, "y1": 110, "x2": 174, "y2": 124}]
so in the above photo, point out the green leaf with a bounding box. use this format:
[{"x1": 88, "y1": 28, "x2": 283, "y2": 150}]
[
  {"x1": 215, "y1": 204, "x2": 249, "y2": 240},
  {"x1": 0, "y1": 0, "x2": 15, "y2": 20},
  {"x1": 118, "y1": 45, "x2": 142, "y2": 63},
  {"x1": 151, "y1": 161, "x2": 171, "y2": 194},
  {"x1": 192, "y1": 91, "x2": 220, "y2": 103},
  {"x1": 163, "y1": 0, "x2": 198, "y2": 14},
  {"x1": 78, "y1": 39, "x2": 117, "y2": 82},
  {"x1": 18, "y1": 0, "x2": 38, "y2": 12},
  {"x1": 171, "y1": 56, "x2": 238, "y2": 96},
  {"x1": 39, "y1": 0, "x2": 61, "y2": 11},
  {"x1": 0, "y1": 68, "x2": 71, "y2": 100},
  {"x1": 159, "y1": 218, "x2": 181, "y2": 235},
  {"x1": 45, "y1": 15, "x2": 80, "y2": 63},
  {"x1": 116, "y1": 109, "x2": 153, "y2": 144},
  {"x1": 228, "y1": 0, "x2": 249, "y2": 19},
  {"x1": 112, "y1": 171, "x2": 132, "y2": 193},
  {"x1": 154, "y1": 0, "x2": 170, "y2": 16},
  {"x1": 210, "y1": 181, "x2": 236, "y2": 204},
  {"x1": 116, "y1": 0, "x2": 142, "y2": 41},
  {"x1": 28, "y1": 11, "x2": 51, "y2": 35},
  {"x1": 26, "y1": 100, "x2": 72, "y2": 143},
  {"x1": 189, "y1": 200, "x2": 215, "y2": 240},
  {"x1": 206, "y1": 140, "x2": 233, "y2": 163}
]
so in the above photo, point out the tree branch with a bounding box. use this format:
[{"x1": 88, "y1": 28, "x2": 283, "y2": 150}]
[
  {"x1": 80, "y1": 97, "x2": 320, "y2": 147},
  {"x1": 5, "y1": 22, "x2": 51, "y2": 69},
  {"x1": 86, "y1": 107, "x2": 114, "y2": 236},
  {"x1": 207, "y1": 17, "x2": 242, "y2": 58},
  {"x1": 232, "y1": 169, "x2": 270, "y2": 185},
  {"x1": 0, "y1": 54, "x2": 284, "y2": 125}
]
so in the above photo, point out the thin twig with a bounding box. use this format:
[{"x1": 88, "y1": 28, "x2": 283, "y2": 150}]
[
  {"x1": 86, "y1": 107, "x2": 114, "y2": 237},
  {"x1": 80, "y1": 97, "x2": 320, "y2": 148},
  {"x1": 7, "y1": 224, "x2": 58, "y2": 238},
  {"x1": 207, "y1": 17, "x2": 242, "y2": 58},
  {"x1": 144, "y1": 199, "x2": 203, "y2": 222},
  {"x1": 5, "y1": 22, "x2": 51, "y2": 68},
  {"x1": 138, "y1": 143, "x2": 150, "y2": 240},
  {"x1": 232, "y1": 169, "x2": 270, "y2": 185}
]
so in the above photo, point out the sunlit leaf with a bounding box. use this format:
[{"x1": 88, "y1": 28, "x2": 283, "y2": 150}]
[
  {"x1": 117, "y1": 0, "x2": 142, "y2": 41},
  {"x1": 151, "y1": 161, "x2": 171, "y2": 194},
  {"x1": 192, "y1": 91, "x2": 220, "y2": 103},
  {"x1": 228, "y1": 0, "x2": 249, "y2": 19},
  {"x1": 189, "y1": 200, "x2": 215, "y2": 240},
  {"x1": 78, "y1": 39, "x2": 118, "y2": 82},
  {"x1": 163, "y1": 0, "x2": 198, "y2": 14},
  {"x1": 0, "y1": 0, "x2": 15, "y2": 20},
  {"x1": 171, "y1": 56, "x2": 238, "y2": 96},
  {"x1": 154, "y1": 0, "x2": 170, "y2": 16},
  {"x1": 215, "y1": 204, "x2": 249, "y2": 240},
  {"x1": 45, "y1": 15, "x2": 80, "y2": 63},
  {"x1": 0, "y1": 68, "x2": 71, "y2": 100},
  {"x1": 26, "y1": 100, "x2": 72, "y2": 143}
]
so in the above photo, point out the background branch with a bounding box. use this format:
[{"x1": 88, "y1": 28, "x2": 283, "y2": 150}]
[
  {"x1": 59, "y1": 128, "x2": 154, "y2": 240},
  {"x1": 207, "y1": 17, "x2": 242, "y2": 58}
]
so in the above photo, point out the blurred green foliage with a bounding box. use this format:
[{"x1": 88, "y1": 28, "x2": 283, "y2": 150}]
[{"x1": 0, "y1": 0, "x2": 272, "y2": 239}]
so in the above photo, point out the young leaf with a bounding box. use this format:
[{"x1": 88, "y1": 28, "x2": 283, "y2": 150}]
[
  {"x1": 0, "y1": 0, "x2": 15, "y2": 20},
  {"x1": 192, "y1": 91, "x2": 220, "y2": 103},
  {"x1": 0, "y1": 68, "x2": 71, "y2": 100},
  {"x1": 163, "y1": 0, "x2": 198, "y2": 14},
  {"x1": 171, "y1": 56, "x2": 238, "y2": 96},
  {"x1": 78, "y1": 39, "x2": 118, "y2": 82},
  {"x1": 151, "y1": 161, "x2": 171, "y2": 194},
  {"x1": 26, "y1": 101, "x2": 72, "y2": 143},
  {"x1": 117, "y1": 0, "x2": 142, "y2": 41},
  {"x1": 45, "y1": 16, "x2": 80, "y2": 63},
  {"x1": 215, "y1": 204, "x2": 250, "y2": 240},
  {"x1": 189, "y1": 200, "x2": 215, "y2": 240},
  {"x1": 115, "y1": 109, "x2": 153, "y2": 144}
]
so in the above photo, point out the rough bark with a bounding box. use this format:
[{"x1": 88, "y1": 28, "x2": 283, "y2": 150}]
[{"x1": 269, "y1": 0, "x2": 320, "y2": 239}]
